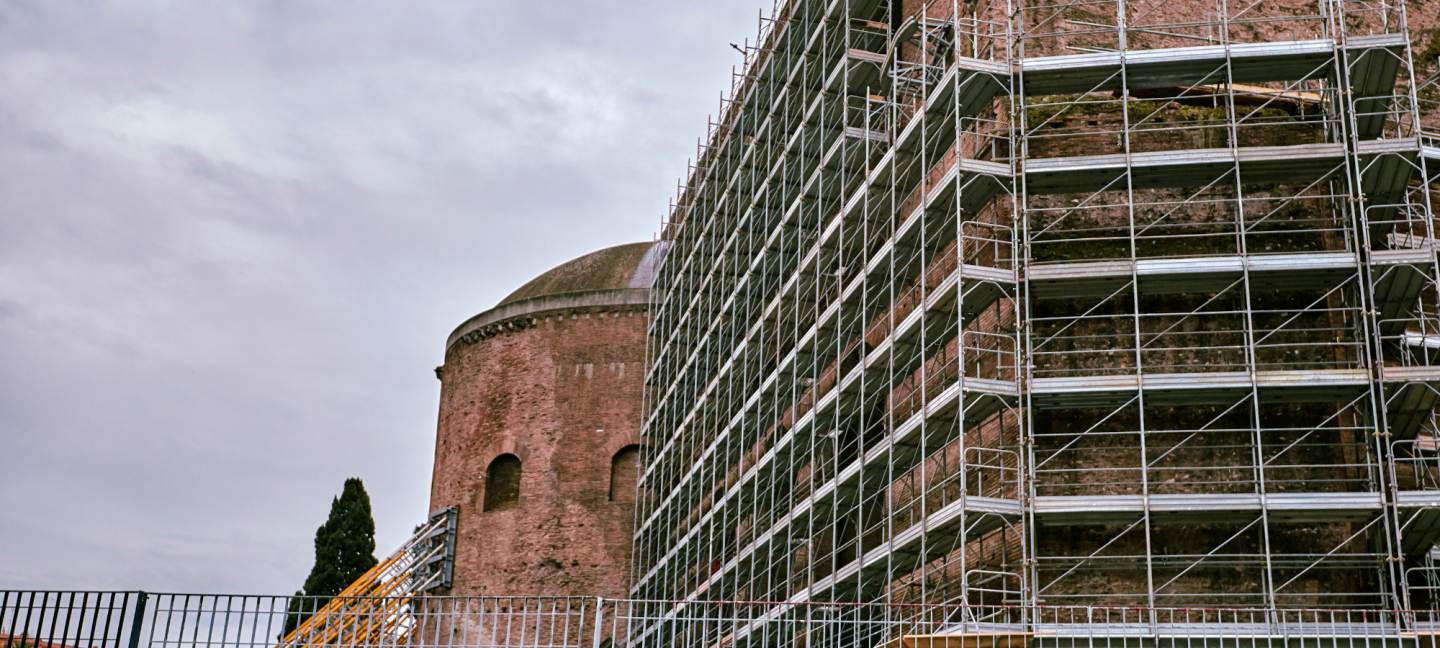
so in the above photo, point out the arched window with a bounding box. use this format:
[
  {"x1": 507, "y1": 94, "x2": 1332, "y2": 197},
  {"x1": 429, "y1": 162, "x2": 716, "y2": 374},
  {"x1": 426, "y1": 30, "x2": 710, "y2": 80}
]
[
  {"x1": 609, "y1": 445, "x2": 640, "y2": 502},
  {"x1": 484, "y1": 454, "x2": 521, "y2": 511}
]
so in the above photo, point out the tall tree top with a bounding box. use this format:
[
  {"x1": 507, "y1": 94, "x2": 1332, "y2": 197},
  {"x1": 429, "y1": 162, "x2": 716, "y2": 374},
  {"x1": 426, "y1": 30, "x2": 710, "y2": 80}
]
[{"x1": 301, "y1": 477, "x2": 378, "y2": 599}]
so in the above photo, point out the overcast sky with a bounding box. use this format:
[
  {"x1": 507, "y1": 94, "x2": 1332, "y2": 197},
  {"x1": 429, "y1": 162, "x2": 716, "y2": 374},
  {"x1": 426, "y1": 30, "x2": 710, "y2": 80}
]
[{"x1": 0, "y1": 0, "x2": 770, "y2": 594}]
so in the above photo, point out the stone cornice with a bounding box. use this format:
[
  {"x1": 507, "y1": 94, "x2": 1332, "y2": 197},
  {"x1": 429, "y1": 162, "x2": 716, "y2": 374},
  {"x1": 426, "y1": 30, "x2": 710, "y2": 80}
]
[{"x1": 445, "y1": 288, "x2": 651, "y2": 352}]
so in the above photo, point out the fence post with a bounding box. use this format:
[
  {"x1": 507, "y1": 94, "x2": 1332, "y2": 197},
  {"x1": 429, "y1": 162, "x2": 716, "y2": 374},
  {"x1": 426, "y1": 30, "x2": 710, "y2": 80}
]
[
  {"x1": 592, "y1": 598, "x2": 605, "y2": 648},
  {"x1": 126, "y1": 592, "x2": 147, "y2": 648}
]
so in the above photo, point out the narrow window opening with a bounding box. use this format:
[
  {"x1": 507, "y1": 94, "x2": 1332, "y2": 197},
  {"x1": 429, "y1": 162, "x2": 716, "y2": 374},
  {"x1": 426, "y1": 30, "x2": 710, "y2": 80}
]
[
  {"x1": 484, "y1": 454, "x2": 521, "y2": 511},
  {"x1": 609, "y1": 445, "x2": 640, "y2": 502}
]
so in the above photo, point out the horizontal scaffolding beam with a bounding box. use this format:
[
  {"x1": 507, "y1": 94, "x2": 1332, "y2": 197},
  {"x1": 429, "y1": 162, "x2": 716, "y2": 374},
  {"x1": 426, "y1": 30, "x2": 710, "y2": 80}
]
[
  {"x1": 1020, "y1": 36, "x2": 1403, "y2": 97},
  {"x1": 1033, "y1": 492, "x2": 1384, "y2": 526},
  {"x1": 1031, "y1": 369, "x2": 1370, "y2": 408}
]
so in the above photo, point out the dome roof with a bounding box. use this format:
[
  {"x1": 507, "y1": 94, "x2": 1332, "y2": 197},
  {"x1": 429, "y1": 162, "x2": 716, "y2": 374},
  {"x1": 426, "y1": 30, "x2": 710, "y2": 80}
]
[
  {"x1": 498, "y1": 242, "x2": 661, "y2": 306},
  {"x1": 446, "y1": 241, "x2": 664, "y2": 352}
]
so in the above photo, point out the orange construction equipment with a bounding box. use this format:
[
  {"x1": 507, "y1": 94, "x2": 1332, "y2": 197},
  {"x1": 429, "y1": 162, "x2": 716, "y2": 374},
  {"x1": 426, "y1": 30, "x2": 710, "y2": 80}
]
[{"x1": 278, "y1": 507, "x2": 455, "y2": 648}]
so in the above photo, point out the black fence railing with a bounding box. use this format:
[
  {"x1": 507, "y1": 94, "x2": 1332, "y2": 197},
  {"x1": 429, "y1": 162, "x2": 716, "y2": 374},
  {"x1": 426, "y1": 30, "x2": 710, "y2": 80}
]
[
  {"x1": 1, "y1": 591, "x2": 142, "y2": 648},
  {"x1": 0, "y1": 592, "x2": 371, "y2": 648}
]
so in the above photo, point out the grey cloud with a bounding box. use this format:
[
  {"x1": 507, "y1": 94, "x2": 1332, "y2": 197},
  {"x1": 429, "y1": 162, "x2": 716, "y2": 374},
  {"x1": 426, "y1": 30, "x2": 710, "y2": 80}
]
[{"x1": 0, "y1": 0, "x2": 768, "y2": 593}]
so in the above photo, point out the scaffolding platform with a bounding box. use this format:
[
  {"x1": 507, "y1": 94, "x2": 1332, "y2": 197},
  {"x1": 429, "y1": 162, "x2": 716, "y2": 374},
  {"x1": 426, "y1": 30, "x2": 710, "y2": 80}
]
[
  {"x1": 1024, "y1": 247, "x2": 1429, "y2": 303},
  {"x1": 1373, "y1": 249, "x2": 1435, "y2": 335},
  {"x1": 802, "y1": 494, "x2": 1022, "y2": 600},
  {"x1": 1382, "y1": 367, "x2": 1440, "y2": 440},
  {"x1": 1349, "y1": 35, "x2": 1410, "y2": 139},
  {"x1": 863, "y1": 265, "x2": 1016, "y2": 366},
  {"x1": 925, "y1": 158, "x2": 1013, "y2": 218},
  {"x1": 1033, "y1": 492, "x2": 1383, "y2": 526},
  {"x1": 1422, "y1": 144, "x2": 1440, "y2": 182},
  {"x1": 927, "y1": 35, "x2": 1405, "y2": 106},
  {"x1": 930, "y1": 57, "x2": 1012, "y2": 122},
  {"x1": 851, "y1": 38, "x2": 1409, "y2": 206},
  {"x1": 1019, "y1": 36, "x2": 1403, "y2": 96},
  {"x1": 1029, "y1": 251, "x2": 1361, "y2": 299},
  {"x1": 1397, "y1": 492, "x2": 1440, "y2": 556},
  {"x1": 1025, "y1": 143, "x2": 1347, "y2": 195},
  {"x1": 1399, "y1": 333, "x2": 1440, "y2": 367},
  {"x1": 1360, "y1": 138, "x2": 1426, "y2": 237},
  {"x1": 831, "y1": 48, "x2": 888, "y2": 94},
  {"x1": 1030, "y1": 370, "x2": 1370, "y2": 408}
]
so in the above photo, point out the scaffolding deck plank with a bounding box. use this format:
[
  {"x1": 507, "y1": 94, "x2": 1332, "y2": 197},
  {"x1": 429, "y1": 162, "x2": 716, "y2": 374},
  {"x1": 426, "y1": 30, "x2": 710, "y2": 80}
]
[
  {"x1": 1348, "y1": 34, "x2": 1409, "y2": 139},
  {"x1": 1028, "y1": 251, "x2": 1359, "y2": 299},
  {"x1": 1382, "y1": 367, "x2": 1440, "y2": 440},
  {"x1": 1423, "y1": 144, "x2": 1440, "y2": 182},
  {"x1": 1396, "y1": 492, "x2": 1440, "y2": 556},
  {"x1": 1359, "y1": 139, "x2": 1422, "y2": 239},
  {"x1": 930, "y1": 57, "x2": 1011, "y2": 122},
  {"x1": 1021, "y1": 40, "x2": 1338, "y2": 96},
  {"x1": 1024, "y1": 143, "x2": 1346, "y2": 195},
  {"x1": 833, "y1": 493, "x2": 1020, "y2": 600},
  {"x1": 1034, "y1": 492, "x2": 1383, "y2": 526},
  {"x1": 1001, "y1": 36, "x2": 1399, "y2": 102},
  {"x1": 927, "y1": 157, "x2": 1013, "y2": 219},
  {"x1": 1030, "y1": 369, "x2": 1371, "y2": 408},
  {"x1": 1372, "y1": 248, "x2": 1433, "y2": 336},
  {"x1": 877, "y1": 263, "x2": 1016, "y2": 359}
]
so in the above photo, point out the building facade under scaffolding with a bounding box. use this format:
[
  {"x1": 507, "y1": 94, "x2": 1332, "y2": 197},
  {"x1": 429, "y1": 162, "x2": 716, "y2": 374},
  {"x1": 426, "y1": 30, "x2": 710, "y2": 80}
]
[{"x1": 633, "y1": 0, "x2": 1440, "y2": 640}]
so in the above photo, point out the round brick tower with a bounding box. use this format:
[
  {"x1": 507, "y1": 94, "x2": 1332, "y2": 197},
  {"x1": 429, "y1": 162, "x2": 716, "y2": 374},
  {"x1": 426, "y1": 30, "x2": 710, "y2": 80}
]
[{"x1": 429, "y1": 241, "x2": 660, "y2": 597}]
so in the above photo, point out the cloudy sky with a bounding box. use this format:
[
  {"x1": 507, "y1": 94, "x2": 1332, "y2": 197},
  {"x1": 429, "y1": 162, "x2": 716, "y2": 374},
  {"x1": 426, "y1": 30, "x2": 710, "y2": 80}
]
[{"x1": 0, "y1": 0, "x2": 769, "y2": 594}]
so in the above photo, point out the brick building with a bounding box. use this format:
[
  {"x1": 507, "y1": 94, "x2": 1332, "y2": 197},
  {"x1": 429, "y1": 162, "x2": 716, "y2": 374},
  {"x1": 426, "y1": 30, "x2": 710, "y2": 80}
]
[{"x1": 429, "y1": 242, "x2": 663, "y2": 597}]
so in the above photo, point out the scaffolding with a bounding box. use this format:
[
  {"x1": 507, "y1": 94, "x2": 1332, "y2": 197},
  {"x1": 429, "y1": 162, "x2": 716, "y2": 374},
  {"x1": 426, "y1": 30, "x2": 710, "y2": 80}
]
[{"x1": 635, "y1": 0, "x2": 1440, "y2": 635}]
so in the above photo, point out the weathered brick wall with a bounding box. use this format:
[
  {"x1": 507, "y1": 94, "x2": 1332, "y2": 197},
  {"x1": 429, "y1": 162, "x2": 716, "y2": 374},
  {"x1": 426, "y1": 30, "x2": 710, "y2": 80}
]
[{"x1": 430, "y1": 306, "x2": 647, "y2": 598}]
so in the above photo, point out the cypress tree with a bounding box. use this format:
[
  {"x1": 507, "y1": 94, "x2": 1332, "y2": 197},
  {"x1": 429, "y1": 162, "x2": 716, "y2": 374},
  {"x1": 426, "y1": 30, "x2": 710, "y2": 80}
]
[{"x1": 282, "y1": 478, "x2": 378, "y2": 637}]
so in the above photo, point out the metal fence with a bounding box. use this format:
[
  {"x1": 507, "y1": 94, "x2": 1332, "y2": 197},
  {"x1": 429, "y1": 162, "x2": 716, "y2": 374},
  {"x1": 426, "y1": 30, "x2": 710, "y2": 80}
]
[
  {"x1": 1, "y1": 592, "x2": 140, "y2": 648},
  {"x1": 15, "y1": 592, "x2": 1440, "y2": 648}
]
